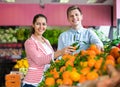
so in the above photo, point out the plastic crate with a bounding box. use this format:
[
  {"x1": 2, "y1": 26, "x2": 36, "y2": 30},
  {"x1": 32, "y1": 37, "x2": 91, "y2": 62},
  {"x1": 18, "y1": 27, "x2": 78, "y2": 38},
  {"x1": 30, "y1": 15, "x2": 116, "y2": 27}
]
[{"x1": 5, "y1": 73, "x2": 21, "y2": 87}]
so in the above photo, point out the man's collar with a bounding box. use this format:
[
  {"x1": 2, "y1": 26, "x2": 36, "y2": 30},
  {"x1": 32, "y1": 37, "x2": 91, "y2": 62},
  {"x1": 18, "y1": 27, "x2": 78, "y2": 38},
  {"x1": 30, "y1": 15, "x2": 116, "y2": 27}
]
[{"x1": 70, "y1": 26, "x2": 84, "y2": 33}]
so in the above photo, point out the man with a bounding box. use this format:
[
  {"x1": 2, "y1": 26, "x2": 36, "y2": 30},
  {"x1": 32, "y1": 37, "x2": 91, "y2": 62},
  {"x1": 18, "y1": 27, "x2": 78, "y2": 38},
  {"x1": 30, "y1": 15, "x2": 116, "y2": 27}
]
[{"x1": 58, "y1": 5, "x2": 103, "y2": 54}]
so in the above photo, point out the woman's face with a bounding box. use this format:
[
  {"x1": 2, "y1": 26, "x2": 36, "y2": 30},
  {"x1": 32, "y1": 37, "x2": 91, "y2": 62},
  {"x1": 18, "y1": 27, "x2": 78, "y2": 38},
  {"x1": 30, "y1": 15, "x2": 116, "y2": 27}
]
[
  {"x1": 32, "y1": 17, "x2": 47, "y2": 36},
  {"x1": 68, "y1": 9, "x2": 83, "y2": 27}
]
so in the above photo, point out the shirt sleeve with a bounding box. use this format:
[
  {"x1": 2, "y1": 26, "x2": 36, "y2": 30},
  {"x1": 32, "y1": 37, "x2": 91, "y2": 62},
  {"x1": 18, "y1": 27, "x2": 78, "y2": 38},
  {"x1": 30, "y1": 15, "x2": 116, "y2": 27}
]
[
  {"x1": 57, "y1": 34, "x2": 65, "y2": 50},
  {"x1": 24, "y1": 39, "x2": 53, "y2": 66},
  {"x1": 57, "y1": 34, "x2": 66, "y2": 60}
]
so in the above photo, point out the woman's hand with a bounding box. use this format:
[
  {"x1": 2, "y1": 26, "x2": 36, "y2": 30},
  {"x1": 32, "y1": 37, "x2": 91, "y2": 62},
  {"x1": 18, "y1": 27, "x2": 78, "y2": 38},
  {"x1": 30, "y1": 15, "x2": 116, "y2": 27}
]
[
  {"x1": 54, "y1": 46, "x2": 76, "y2": 59},
  {"x1": 61, "y1": 46, "x2": 76, "y2": 55}
]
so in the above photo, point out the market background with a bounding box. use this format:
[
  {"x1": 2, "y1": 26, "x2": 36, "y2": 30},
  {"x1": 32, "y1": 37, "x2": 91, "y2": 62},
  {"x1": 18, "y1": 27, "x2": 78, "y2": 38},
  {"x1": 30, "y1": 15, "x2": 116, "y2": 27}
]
[{"x1": 0, "y1": 0, "x2": 120, "y2": 87}]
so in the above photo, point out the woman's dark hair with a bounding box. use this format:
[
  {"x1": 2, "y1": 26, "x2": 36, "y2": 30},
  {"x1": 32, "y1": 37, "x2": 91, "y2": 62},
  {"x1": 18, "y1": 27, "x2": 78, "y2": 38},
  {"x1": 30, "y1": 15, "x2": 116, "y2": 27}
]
[
  {"x1": 67, "y1": 5, "x2": 82, "y2": 18},
  {"x1": 32, "y1": 14, "x2": 47, "y2": 34}
]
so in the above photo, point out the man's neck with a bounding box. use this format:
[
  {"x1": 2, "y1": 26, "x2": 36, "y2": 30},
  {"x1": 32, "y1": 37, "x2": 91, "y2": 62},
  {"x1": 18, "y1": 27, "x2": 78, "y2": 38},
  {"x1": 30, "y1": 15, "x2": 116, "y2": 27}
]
[{"x1": 72, "y1": 24, "x2": 83, "y2": 30}]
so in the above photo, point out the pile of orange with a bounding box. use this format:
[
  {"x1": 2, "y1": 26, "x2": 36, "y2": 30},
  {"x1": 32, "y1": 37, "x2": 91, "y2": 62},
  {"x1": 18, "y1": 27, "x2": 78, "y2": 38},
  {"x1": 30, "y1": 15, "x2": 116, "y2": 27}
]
[{"x1": 38, "y1": 44, "x2": 120, "y2": 87}]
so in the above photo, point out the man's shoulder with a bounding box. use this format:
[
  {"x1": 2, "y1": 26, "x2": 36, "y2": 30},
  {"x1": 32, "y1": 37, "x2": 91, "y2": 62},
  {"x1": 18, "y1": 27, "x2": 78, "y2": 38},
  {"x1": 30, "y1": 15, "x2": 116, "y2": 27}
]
[
  {"x1": 83, "y1": 28, "x2": 94, "y2": 33},
  {"x1": 60, "y1": 29, "x2": 72, "y2": 36}
]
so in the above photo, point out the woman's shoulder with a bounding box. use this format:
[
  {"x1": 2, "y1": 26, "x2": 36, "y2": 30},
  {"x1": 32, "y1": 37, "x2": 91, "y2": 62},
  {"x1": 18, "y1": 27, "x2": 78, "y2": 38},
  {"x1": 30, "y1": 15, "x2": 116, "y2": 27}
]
[{"x1": 24, "y1": 38, "x2": 35, "y2": 45}]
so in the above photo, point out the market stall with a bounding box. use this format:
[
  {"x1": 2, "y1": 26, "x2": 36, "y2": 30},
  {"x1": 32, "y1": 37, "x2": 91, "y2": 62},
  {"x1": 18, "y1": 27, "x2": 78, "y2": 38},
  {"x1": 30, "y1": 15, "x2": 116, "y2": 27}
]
[{"x1": 1, "y1": 0, "x2": 120, "y2": 87}]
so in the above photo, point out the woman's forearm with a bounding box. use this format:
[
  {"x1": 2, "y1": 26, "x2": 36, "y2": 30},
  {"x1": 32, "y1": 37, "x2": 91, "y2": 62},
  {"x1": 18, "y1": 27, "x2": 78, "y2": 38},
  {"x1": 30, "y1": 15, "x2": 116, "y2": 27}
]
[{"x1": 54, "y1": 50, "x2": 62, "y2": 59}]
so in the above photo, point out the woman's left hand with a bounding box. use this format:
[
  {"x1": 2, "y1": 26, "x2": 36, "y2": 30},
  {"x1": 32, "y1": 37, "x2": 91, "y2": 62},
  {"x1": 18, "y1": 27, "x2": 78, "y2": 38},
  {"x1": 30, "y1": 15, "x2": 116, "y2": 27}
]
[{"x1": 62, "y1": 46, "x2": 76, "y2": 55}]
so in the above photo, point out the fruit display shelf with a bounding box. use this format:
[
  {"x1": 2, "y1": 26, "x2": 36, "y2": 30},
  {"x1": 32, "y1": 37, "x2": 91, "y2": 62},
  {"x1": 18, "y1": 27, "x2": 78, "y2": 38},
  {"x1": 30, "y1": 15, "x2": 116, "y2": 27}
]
[
  {"x1": 38, "y1": 44, "x2": 120, "y2": 87},
  {"x1": 0, "y1": 43, "x2": 22, "y2": 48}
]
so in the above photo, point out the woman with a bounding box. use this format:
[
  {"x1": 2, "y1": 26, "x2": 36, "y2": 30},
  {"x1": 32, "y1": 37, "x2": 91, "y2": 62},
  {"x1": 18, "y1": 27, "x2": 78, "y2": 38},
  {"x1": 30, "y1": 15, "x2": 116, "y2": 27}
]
[{"x1": 22, "y1": 14, "x2": 75, "y2": 87}]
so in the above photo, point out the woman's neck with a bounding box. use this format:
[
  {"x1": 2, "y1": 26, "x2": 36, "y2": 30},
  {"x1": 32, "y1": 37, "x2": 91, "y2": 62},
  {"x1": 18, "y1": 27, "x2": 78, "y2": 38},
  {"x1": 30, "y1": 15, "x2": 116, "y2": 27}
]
[
  {"x1": 33, "y1": 34, "x2": 45, "y2": 43},
  {"x1": 34, "y1": 33, "x2": 42, "y2": 38}
]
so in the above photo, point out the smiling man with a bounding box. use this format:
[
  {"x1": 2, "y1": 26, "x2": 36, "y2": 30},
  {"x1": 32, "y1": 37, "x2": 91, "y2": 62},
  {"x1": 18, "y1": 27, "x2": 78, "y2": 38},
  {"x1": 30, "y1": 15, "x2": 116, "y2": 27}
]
[{"x1": 57, "y1": 5, "x2": 104, "y2": 54}]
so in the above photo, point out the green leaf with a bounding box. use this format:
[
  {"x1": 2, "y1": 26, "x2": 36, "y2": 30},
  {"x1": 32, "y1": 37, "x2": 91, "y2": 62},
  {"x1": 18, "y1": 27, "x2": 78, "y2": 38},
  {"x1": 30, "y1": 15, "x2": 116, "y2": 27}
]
[
  {"x1": 116, "y1": 64, "x2": 120, "y2": 70},
  {"x1": 66, "y1": 65, "x2": 73, "y2": 71},
  {"x1": 71, "y1": 42, "x2": 80, "y2": 50}
]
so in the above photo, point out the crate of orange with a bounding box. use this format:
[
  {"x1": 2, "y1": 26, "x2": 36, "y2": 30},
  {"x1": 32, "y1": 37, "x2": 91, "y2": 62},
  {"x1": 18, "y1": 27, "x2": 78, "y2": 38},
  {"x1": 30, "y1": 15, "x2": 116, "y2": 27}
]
[{"x1": 38, "y1": 44, "x2": 120, "y2": 87}]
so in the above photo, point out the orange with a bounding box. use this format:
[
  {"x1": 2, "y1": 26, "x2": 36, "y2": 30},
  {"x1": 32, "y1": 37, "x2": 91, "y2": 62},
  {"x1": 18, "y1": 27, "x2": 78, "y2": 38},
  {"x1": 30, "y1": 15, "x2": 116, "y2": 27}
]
[
  {"x1": 86, "y1": 50, "x2": 96, "y2": 56},
  {"x1": 105, "y1": 59, "x2": 115, "y2": 66},
  {"x1": 50, "y1": 68, "x2": 57, "y2": 74},
  {"x1": 53, "y1": 72, "x2": 59, "y2": 79},
  {"x1": 80, "y1": 50, "x2": 87, "y2": 56},
  {"x1": 62, "y1": 54, "x2": 69, "y2": 60},
  {"x1": 72, "y1": 67, "x2": 77, "y2": 71},
  {"x1": 94, "y1": 48, "x2": 102, "y2": 55},
  {"x1": 86, "y1": 71, "x2": 99, "y2": 80},
  {"x1": 81, "y1": 67, "x2": 90, "y2": 75},
  {"x1": 90, "y1": 44, "x2": 97, "y2": 49},
  {"x1": 110, "y1": 47, "x2": 120, "y2": 59},
  {"x1": 69, "y1": 56, "x2": 76, "y2": 62},
  {"x1": 50, "y1": 68, "x2": 59, "y2": 79},
  {"x1": 88, "y1": 59, "x2": 96, "y2": 67},
  {"x1": 56, "y1": 79, "x2": 63, "y2": 85},
  {"x1": 87, "y1": 44, "x2": 97, "y2": 51},
  {"x1": 70, "y1": 71, "x2": 81, "y2": 82},
  {"x1": 74, "y1": 53, "x2": 79, "y2": 57},
  {"x1": 60, "y1": 66, "x2": 66, "y2": 72},
  {"x1": 117, "y1": 57, "x2": 120, "y2": 64},
  {"x1": 87, "y1": 44, "x2": 101, "y2": 55},
  {"x1": 63, "y1": 78, "x2": 73, "y2": 86},
  {"x1": 104, "y1": 59, "x2": 115, "y2": 70},
  {"x1": 94, "y1": 59, "x2": 103, "y2": 70},
  {"x1": 65, "y1": 60, "x2": 74, "y2": 67},
  {"x1": 106, "y1": 55, "x2": 115, "y2": 61},
  {"x1": 79, "y1": 75, "x2": 87, "y2": 83},
  {"x1": 87, "y1": 55, "x2": 96, "y2": 60},
  {"x1": 45, "y1": 77, "x2": 55, "y2": 86},
  {"x1": 80, "y1": 61, "x2": 88, "y2": 68},
  {"x1": 62, "y1": 54, "x2": 76, "y2": 63},
  {"x1": 62, "y1": 71, "x2": 71, "y2": 79}
]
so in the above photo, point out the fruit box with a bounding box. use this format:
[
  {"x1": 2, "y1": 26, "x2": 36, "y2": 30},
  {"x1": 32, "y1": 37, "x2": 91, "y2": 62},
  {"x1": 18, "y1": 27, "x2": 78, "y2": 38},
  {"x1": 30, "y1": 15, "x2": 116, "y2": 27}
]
[
  {"x1": 5, "y1": 73, "x2": 21, "y2": 81},
  {"x1": 5, "y1": 73, "x2": 21, "y2": 87},
  {"x1": 5, "y1": 80, "x2": 21, "y2": 87}
]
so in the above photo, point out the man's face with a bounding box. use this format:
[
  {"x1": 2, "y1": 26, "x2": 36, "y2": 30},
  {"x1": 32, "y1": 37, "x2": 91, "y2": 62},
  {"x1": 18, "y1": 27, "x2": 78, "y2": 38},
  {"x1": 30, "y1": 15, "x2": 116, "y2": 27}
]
[{"x1": 67, "y1": 9, "x2": 83, "y2": 27}]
